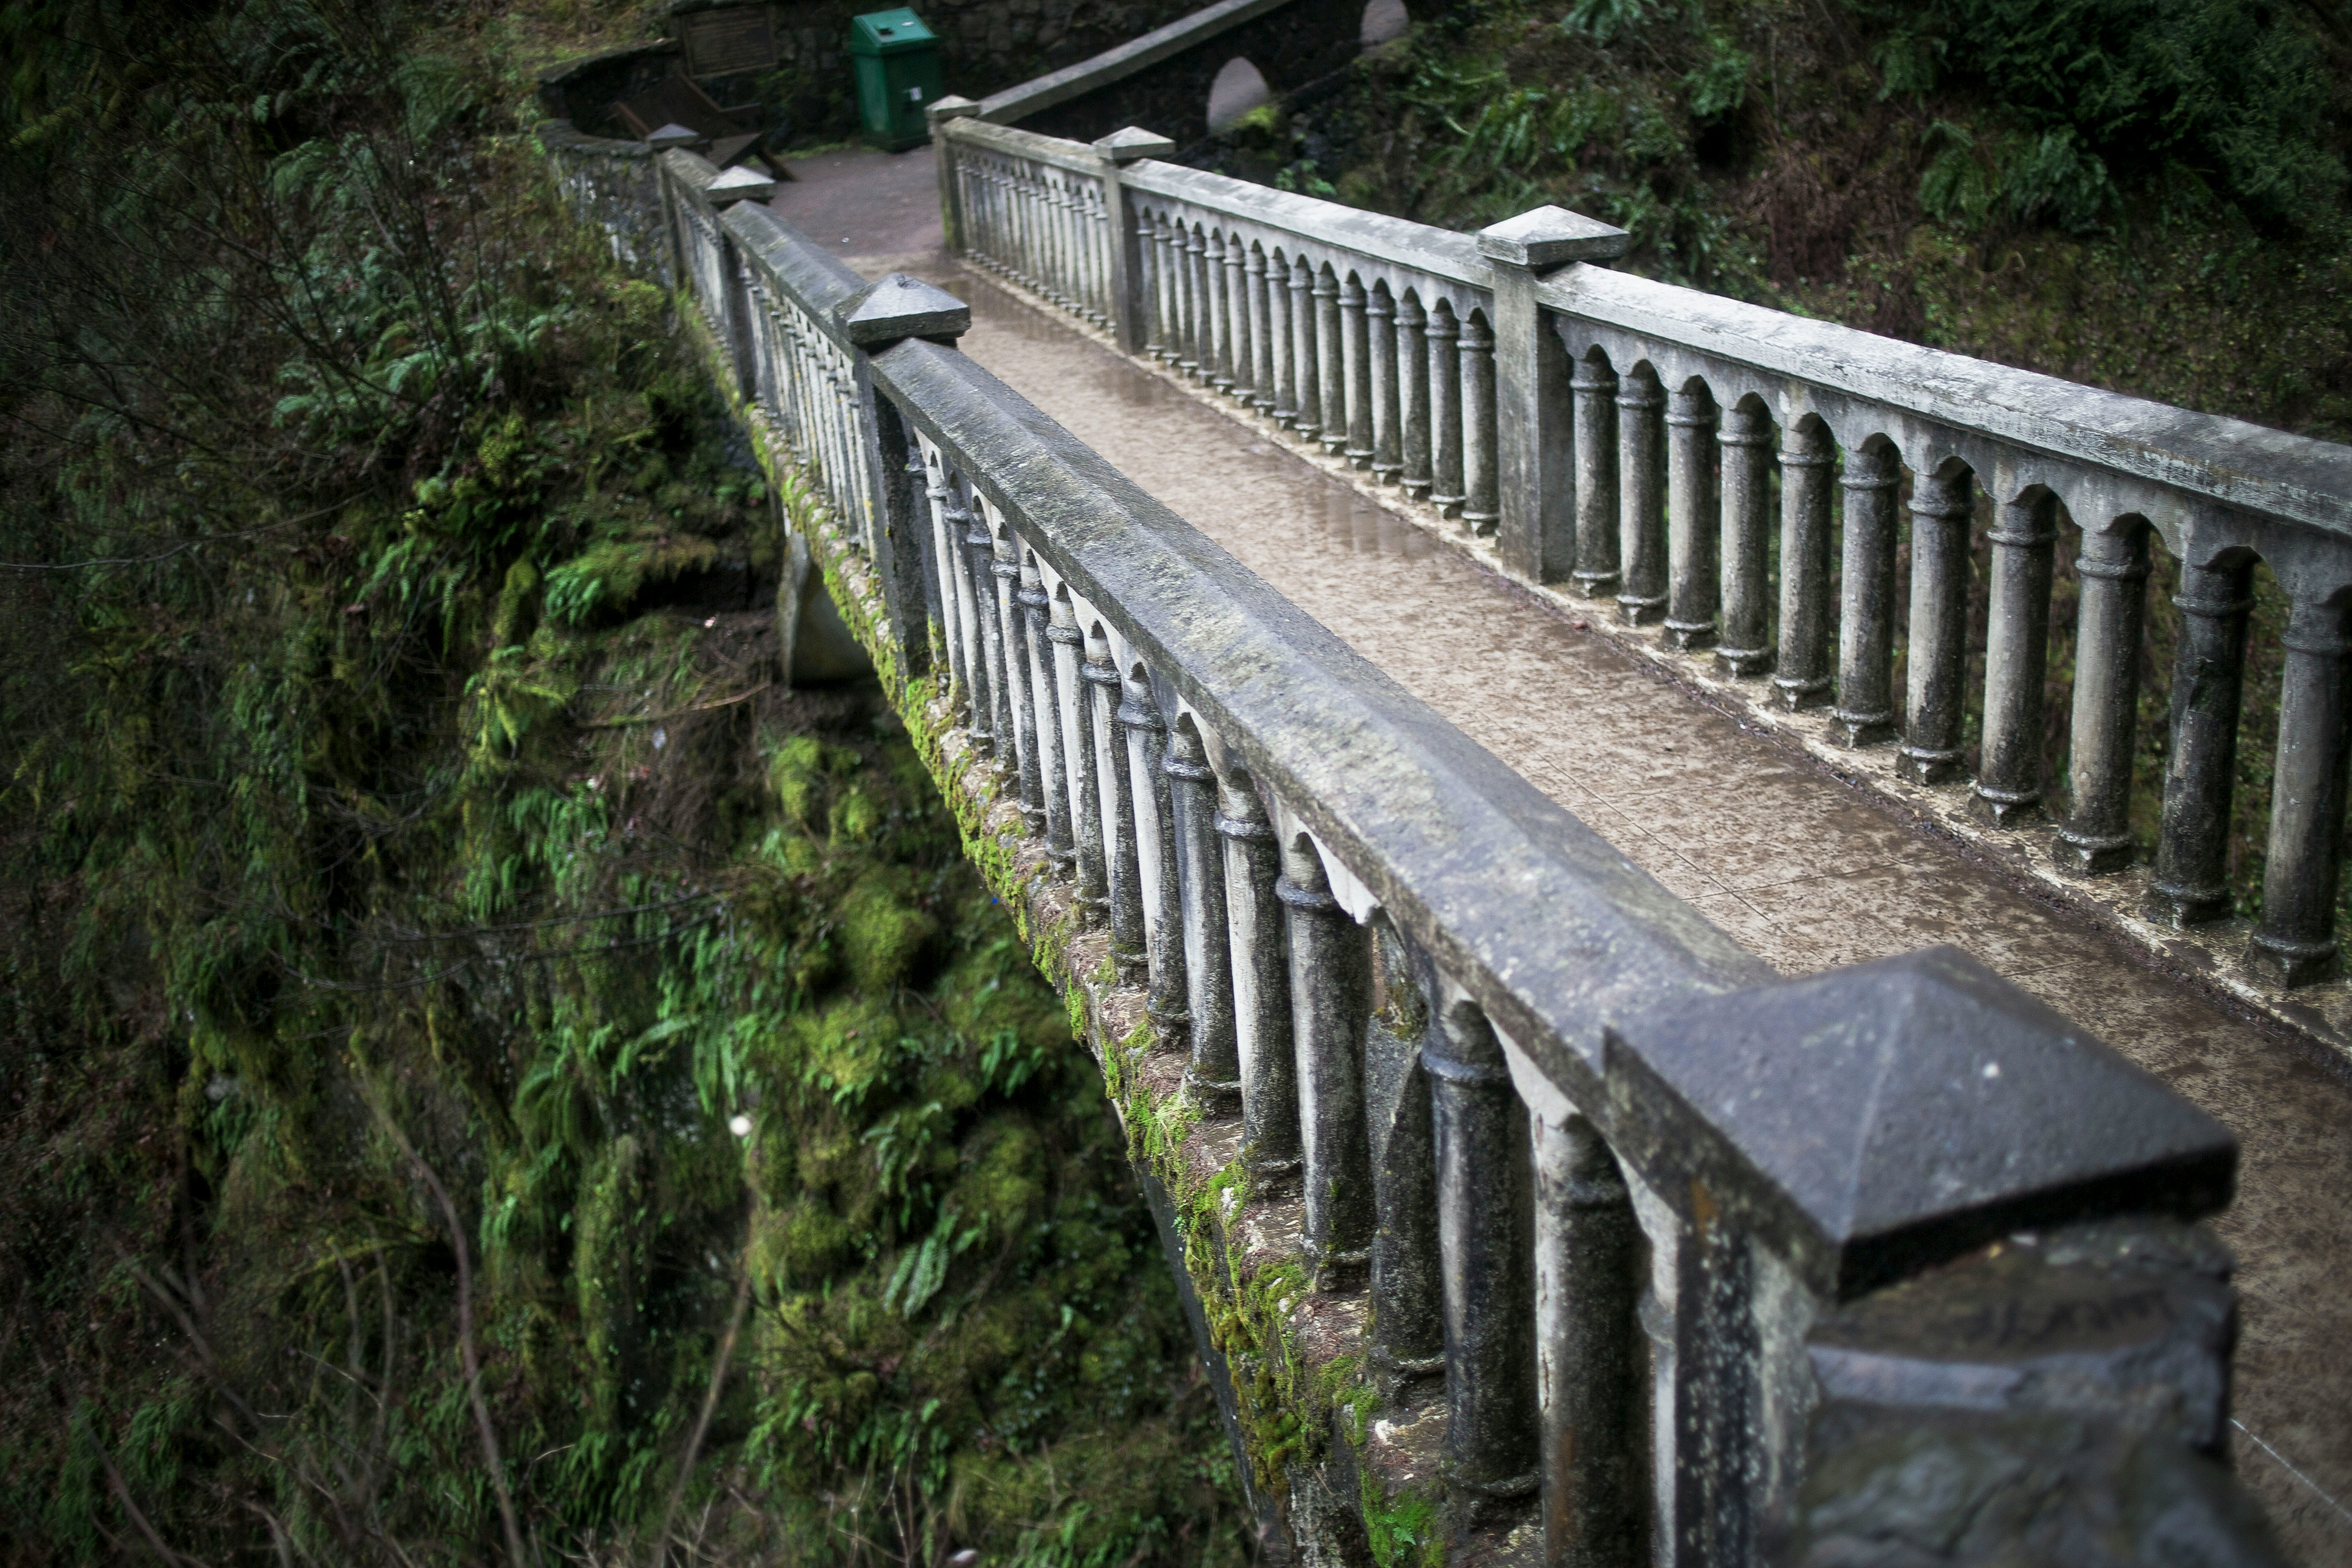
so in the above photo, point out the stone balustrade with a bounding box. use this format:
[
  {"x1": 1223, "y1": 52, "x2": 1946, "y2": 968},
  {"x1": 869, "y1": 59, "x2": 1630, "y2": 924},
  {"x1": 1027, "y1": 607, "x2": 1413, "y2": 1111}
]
[
  {"x1": 931, "y1": 110, "x2": 2352, "y2": 1038},
  {"x1": 542, "y1": 127, "x2": 2289, "y2": 1567}
]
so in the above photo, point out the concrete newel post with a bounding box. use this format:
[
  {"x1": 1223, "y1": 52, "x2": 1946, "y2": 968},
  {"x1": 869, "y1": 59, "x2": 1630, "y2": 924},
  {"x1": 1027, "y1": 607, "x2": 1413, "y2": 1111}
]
[
  {"x1": 704, "y1": 165, "x2": 775, "y2": 403},
  {"x1": 926, "y1": 97, "x2": 982, "y2": 254},
  {"x1": 1476, "y1": 207, "x2": 1629, "y2": 585},
  {"x1": 834, "y1": 274, "x2": 972, "y2": 677},
  {"x1": 1090, "y1": 128, "x2": 1176, "y2": 356},
  {"x1": 1608, "y1": 946, "x2": 2237, "y2": 1568}
]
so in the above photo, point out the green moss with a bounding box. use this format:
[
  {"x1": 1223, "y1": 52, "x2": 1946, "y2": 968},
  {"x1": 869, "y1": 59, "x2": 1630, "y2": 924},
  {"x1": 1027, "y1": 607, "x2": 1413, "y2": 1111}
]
[{"x1": 840, "y1": 875, "x2": 938, "y2": 991}]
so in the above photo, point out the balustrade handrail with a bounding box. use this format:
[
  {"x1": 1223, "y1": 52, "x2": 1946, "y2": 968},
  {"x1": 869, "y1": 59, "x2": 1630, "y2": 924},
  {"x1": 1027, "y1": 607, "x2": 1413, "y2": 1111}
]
[
  {"x1": 935, "y1": 106, "x2": 2352, "y2": 1012},
  {"x1": 543, "y1": 124, "x2": 2273, "y2": 1566},
  {"x1": 948, "y1": 116, "x2": 1123, "y2": 177},
  {"x1": 1537, "y1": 262, "x2": 2352, "y2": 537},
  {"x1": 1117, "y1": 159, "x2": 1492, "y2": 290},
  {"x1": 865, "y1": 314, "x2": 1767, "y2": 1067},
  {"x1": 949, "y1": 111, "x2": 2352, "y2": 533}
]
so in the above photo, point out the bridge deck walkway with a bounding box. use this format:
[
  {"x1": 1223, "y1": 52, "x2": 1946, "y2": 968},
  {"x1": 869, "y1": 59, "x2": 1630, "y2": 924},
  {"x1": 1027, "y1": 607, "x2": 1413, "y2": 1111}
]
[{"x1": 772, "y1": 144, "x2": 2352, "y2": 1563}]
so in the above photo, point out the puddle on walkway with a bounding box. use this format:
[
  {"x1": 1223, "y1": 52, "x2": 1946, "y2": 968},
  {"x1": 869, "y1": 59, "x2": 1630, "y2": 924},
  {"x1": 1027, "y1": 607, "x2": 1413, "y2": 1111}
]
[{"x1": 844, "y1": 246, "x2": 2352, "y2": 1568}]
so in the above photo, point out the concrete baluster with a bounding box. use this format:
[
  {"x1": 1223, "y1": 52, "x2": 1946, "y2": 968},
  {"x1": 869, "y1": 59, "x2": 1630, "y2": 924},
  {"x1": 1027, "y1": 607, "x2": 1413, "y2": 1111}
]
[
  {"x1": 1025, "y1": 170, "x2": 1050, "y2": 298},
  {"x1": 1087, "y1": 632, "x2": 1143, "y2": 979},
  {"x1": 1774, "y1": 421, "x2": 1835, "y2": 710},
  {"x1": 1056, "y1": 175, "x2": 1078, "y2": 306},
  {"x1": 1131, "y1": 209, "x2": 1157, "y2": 358},
  {"x1": 1430, "y1": 999, "x2": 1538, "y2": 1515},
  {"x1": 992, "y1": 530, "x2": 1040, "y2": 823},
  {"x1": 2249, "y1": 595, "x2": 2352, "y2": 986},
  {"x1": 1615, "y1": 369, "x2": 1666, "y2": 625},
  {"x1": 1830, "y1": 441, "x2": 1901, "y2": 746},
  {"x1": 1049, "y1": 594, "x2": 1108, "y2": 924},
  {"x1": 1975, "y1": 493, "x2": 2058, "y2": 822},
  {"x1": 1225, "y1": 232, "x2": 1252, "y2": 404},
  {"x1": 1022, "y1": 167, "x2": 1042, "y2": 288},
  {"x1": 1369, "y1": 283, "x2": 1402, "y2": 484},
  {"x1": 1020, "y1": 559, "x2": 1071, "y2": 863},
  {"x1": 1341, "y1": 274, "x2": 1375, "y2": 469},
  {"x1": 1715, "y1": 402, "x2": 1774, "y2": 677},
  {"x1": 1571, "y1": 355, "x2": 1620, "y2": 599},
  {"x1": 1071, "y1": 180, "x2": 1094, "y2": 316},
  {"x1": 1280, "y1": 837, "x2": 1374, "y2": 1289},
  {"x1": 1399, "y1": 292, "x2": 1432, "y2": 500},
  {"x1": 1086, "y1": 183, "x2": 1109, "y2": 321},
  {"x1": 1181, "y1": 225, "x2": 1207, "y2": 378},
  {"x1": 2148, "y1": 557, "x2": 2254, "y2": 926},
  {"x1": 1014, "y1": 166, "x2": 1033, "y2": 282},
  {"x1": 1429, "y1": 302, "x2": 1465, "y2": 516},
  {"x1": 1460, "y1": 312, "x2": 1500, "y2": 535},
  {"x1": 1054, "y1": 175, "x2": 1077, "y2": 308},
  {"x1": 1167, "y1": 719, "x2": 1241, "y2": 1108},
  {"x1": 1289, "y1": 255, "x2": 1321, "y2": 441},
  {"x1": 1662, "y1": 383, "x2": 1719, "y2": 650},
  {"x1": 1120, "y1": 670, "x2": 1187, "y2": 1036},
  {"x1": 1899, "y1": 466, "x2": 1975, "y2": 784},
  {"x1": 1205, "y1": 229, "x2": 1233, "y2": 392},
  {"x1": 1316, "y1": 266, "x2": 1347, "y2": 457},
  {"x1": 1534, "y1": 1114, "x2": 1643, "y2": 1568},
  {"x1": 1087, "y1": 183, "x2": 1112, "y2": 325},
  {"x1": 981, "y1": 161, "x2": 1002, "y2": 272},
  {"x1": 1247, "y1": 243, "x2": 1276, "y2": 412},
  {"x1": 1150, "y1": 215, "x2": 1178, "y2": 363},
  {"x1": 1218, "y1": 773, "x2": 1298, "y2": 1177},
  {"x1": 950, "y1": 488, "x2": 995, "y2": 751},
  {"x1": 2054, "y1": 526, "x2": 2150, "y2": 872},
  {"x1": 923, "y1": 455, "x2": 971, "y2": 708},
  {"x1": 1269, "y1": 249, "x2": 1298, "y2": 425},
  {"x1": 1040, "y1": 174, "x2": 1065, "y2": 305},
  {"x1": 1368, "y1": 919, "x2": 1443, "y2": 1399}
]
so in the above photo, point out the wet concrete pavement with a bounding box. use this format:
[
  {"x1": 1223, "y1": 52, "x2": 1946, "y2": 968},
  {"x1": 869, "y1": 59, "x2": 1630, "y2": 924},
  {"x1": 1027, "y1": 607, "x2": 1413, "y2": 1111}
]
[{"x1": 775, "y1": 144, "x2": 2352, "y2": 1565}]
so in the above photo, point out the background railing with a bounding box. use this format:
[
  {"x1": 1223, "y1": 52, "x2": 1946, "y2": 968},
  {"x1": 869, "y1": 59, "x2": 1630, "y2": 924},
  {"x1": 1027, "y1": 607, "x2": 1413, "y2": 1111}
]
[
  {"x1": 544, "y1": 126, "x2": 2281, "y2": 1566},
  {"x1": 932, "y1": 107, "x2": 2352, "y2": 1013}
]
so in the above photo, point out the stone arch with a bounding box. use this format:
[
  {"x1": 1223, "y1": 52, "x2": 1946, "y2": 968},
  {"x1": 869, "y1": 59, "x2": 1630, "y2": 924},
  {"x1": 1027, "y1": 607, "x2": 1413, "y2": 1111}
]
[
  {"x1": 1207, "y1": 57, "x2": 1272, "y2": 134},
  {"x1": 1360, "y1": 0, "x2": 1409, "y2": 45}
]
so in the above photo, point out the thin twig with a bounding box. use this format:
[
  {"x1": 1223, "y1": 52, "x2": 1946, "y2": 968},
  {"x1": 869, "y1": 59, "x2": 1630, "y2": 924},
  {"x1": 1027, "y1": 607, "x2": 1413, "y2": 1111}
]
[
  {"x1": 368, "y1": 1100, "x2": 529, "y2": 1568},
  {"x1": 652, "y1": 1265, "x2": 755, "y2": 1568},
  {"x1": 89, "y1": 1429, "x2": 214, "y2": 1568},
  {"x1": 574, "y1": 683, "x2": 773, "y2": 729}
]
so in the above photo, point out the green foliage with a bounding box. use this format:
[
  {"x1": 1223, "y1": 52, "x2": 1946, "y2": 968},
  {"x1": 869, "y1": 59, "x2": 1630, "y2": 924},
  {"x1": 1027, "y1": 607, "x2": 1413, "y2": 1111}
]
[
  {"x1": 1864, "y1": 0, "x2": 2347, "y2": 228},
  {"x1": 1243, "y1": 0, "x2": 2349, "y2": 437},
  {"x1": 1919, "y1": 120, "x2": 2123, "y2": 232},
  {"x1": 0, "y1": 2, "x2": 1241, "y2": 1564}
]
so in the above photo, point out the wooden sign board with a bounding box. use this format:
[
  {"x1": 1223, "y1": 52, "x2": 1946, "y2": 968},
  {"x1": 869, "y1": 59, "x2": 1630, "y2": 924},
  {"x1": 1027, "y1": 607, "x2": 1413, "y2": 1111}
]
[{"x1": 681, "y1": 5, "x2": 778, "y2": 77}]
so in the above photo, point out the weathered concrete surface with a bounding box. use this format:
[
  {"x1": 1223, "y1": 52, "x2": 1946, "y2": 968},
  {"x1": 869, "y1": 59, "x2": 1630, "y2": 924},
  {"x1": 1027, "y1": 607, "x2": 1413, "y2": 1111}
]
[{"x1": 774, "y1": 144, "x2": 2352, "y2": 1568}]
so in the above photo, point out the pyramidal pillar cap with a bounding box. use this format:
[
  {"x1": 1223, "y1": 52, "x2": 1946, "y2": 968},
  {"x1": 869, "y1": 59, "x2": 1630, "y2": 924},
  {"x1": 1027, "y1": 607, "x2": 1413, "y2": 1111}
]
[
  {"x1": 927, "y1": 94, "x2": 983, "y2": 125},
  {"x1": 706, "y1": 164, "x2": 777, "y2": 205},
  {"x1": 835, "y1": 273, "x2": 972, "y2": 346},
  {"x1": 645, "y1": 122, "x2": 703, "y2": 151},
  {"x1": 1475, "y1": 205, "x2": 1630, "y2": 270},
  {"x1": 1607, "y1": 945, "x2": 2236, "y2": 1300},
  {"x1": 1093, "y1": 126, "x2": 1176, "y2": 165}
]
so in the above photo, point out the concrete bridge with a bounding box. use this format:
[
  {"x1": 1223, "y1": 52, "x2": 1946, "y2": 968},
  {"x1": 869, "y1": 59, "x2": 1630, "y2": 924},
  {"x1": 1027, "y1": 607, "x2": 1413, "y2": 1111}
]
[{"x1": 540, "y1": 24, "x2": 2352, "y2": 1561}]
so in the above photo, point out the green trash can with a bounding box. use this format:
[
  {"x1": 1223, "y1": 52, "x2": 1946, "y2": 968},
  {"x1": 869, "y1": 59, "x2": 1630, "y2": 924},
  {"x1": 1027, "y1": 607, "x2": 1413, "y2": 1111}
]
[{"x1": 848, "y1": 9, "x2": 944, "y2": 151}]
